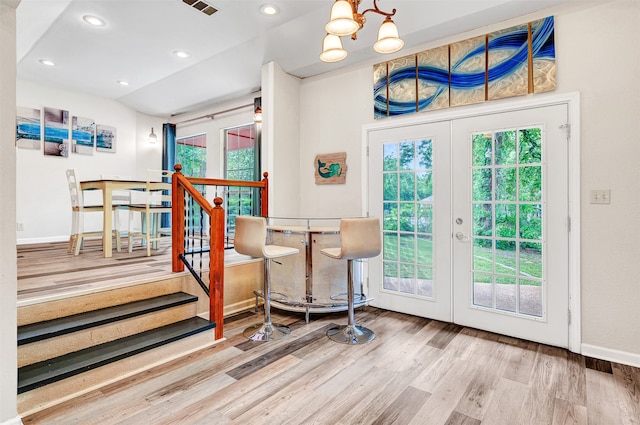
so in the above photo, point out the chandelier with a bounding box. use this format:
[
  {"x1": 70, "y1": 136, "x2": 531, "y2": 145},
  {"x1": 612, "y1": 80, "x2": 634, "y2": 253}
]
[{"x1": 320, "y1": 0, "x2": 404, "y2": 63}]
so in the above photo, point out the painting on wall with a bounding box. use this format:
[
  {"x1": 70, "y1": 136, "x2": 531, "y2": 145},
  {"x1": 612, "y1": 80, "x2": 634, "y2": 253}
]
[
  {"x1": 373, "y1": 62, "x2": 388, "y2": 118},
  {"x1": 487, "y1": 23, "x2": 529, "y2": 101},
  {"x1": 43, "y1": 107, "x2": 69, "y2": 157},
  {"x1": 314, "y1": 152, "x2": 347, "y2": 184},
  {"x1": 373, "y1": 16, "x2": 556, "y2": 118},
  {"x1": 387, "y1": 54, "x2": 417, "y2": 116},
  {"x1": 531, "y1": 16, "x2": 556, "y2": 93},
  {"x1": 16, "y1": 106, "x2": 41, "y2": 149},
  {"x1": 71, "y1": 116, "x2": 95, "y2": 155},
  {"x1": 96, "y1": 124, "x2": 116, "y2": 153},
  {"x1": 417, "y1": 46, "x2": 450, "y2": 112},
  {"x1": 450, "y1": 36, "x2": 486, "y2": 107}
]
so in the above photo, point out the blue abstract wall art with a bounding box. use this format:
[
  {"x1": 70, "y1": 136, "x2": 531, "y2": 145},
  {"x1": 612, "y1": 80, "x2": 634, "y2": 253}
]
[
  {"x1": 72, "y1": 116, "x2": 96, "y2": 155},
  {"x1": 16, "y1": 107, "x2": 41, "y2": 150},
  {"x1": 487, "y1": 23, "x2": 529, "y2": 100},
  {"x1": 43, "y1": 107, "x2": 69, "y2": 157},
  {"x1": 418, "y1": 46, "x2": 450, "y2": 113},
  {"x1": 96, "y1": 124, "x2": 117, "y2": 153},
  {"x1": 373, "y1": 16, "x2": 556, "y2": 119},
  {"x1": 531, "y1": 16, "x2": 556, "y2": 93},
  {"x1": 450, "y1": 36, "x2": 486, "y2": 107}
]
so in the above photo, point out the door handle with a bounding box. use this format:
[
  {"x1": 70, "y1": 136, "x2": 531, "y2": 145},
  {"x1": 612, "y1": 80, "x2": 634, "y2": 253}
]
[{"x1": 455, "y1": 232, "x2": 470, "y2": 242}]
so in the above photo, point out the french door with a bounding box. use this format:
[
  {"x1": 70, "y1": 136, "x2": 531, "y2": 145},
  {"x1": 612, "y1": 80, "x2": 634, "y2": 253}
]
[
  {"x1": 368, "y1": 121, "x2": 452, "y2": 322},
  {"x1": 367, "y1": 104, "x2": 570, "y2": 348}
]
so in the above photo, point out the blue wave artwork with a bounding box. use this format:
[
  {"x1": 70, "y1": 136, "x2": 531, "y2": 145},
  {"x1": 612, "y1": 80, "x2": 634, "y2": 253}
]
[
  {"x1": 373, "y1": 62, "x2": 388, "y2": 118},
  {"x1": 531, "y1": 16, "x2": 556, "y2": 93},
  {"x1": 373, "y1": 16, "x2": 556, "y2": 119},
  {"x1": 388, "y1": 65, "x2": 417, "y2": 116}
]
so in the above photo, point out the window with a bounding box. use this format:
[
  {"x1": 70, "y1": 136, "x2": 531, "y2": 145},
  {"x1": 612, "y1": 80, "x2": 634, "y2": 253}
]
[
  {"x1": 224, "y1": 124, "x2": 260, "y2": 235},
  {"x1": 176, "y1": 133, "x2": 206, "y2": 178},
  {"x1": 177, "y1": 133, "x2": 207, "y2": 240}
]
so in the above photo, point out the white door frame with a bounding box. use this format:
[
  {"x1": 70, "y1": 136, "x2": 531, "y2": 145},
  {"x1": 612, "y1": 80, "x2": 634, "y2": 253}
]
[{"x1": 361, "y1": 92, "x2": 581, "y2": 353}]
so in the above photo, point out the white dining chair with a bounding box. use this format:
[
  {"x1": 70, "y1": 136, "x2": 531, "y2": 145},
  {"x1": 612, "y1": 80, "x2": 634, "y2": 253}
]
[
  {"x1": 100, "y1": 174, "x2": 132, "y2": 238},
  {"x1": 127, "y1": 170, "x2": 173, "y2": 256},
  {"x1": 66, "y1": 169, "x2": 121, "y2": 255}
]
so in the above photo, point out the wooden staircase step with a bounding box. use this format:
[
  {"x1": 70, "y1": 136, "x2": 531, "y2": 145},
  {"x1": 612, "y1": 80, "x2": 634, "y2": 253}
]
[
  {"x1": 18, "y1": 316, "x2": 216, "y2": 394},
  {"x1": 18, "y1": 292, "x2": 198, "y2": 345}
]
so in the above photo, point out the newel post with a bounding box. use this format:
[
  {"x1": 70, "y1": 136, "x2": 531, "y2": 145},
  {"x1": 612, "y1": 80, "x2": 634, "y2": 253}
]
[
  {"x1": 210, "y1": 196, "x2": 225, "y2": 339},
  {"x1": 260, "y1": 171, "x2": 269, "y2": 217},
  {"x1": 172, "y1": 164, "x2": 185, "y2": 273}
]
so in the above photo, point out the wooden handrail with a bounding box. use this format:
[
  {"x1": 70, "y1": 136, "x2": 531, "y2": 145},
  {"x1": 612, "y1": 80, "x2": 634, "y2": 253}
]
[{"x1": 171, "y1": 164, "x2": 269, "y2": 340}]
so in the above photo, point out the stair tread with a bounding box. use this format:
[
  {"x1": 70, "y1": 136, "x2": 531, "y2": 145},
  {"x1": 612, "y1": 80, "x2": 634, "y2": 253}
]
[
  {"x1": 18, "y1": 316, "x2": 216, "y2": 394},
  {"x1": 18, "y1": 292, "x2": 198, "y2": 345}
]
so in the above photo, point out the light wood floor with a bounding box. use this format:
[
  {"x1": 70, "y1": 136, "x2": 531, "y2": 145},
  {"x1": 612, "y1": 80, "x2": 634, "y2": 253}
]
[
  {"x1": 17, "y1": 243, "x2": 640, "y2": 425},
  {"x1": 17, "y1": 239, "x2": 208, "y2": 305}
]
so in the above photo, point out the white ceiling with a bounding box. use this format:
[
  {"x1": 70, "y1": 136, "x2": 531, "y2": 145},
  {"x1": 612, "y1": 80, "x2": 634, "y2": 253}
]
[{"x1": 16, "y1": 0, "x2": 570, "y2": 118}]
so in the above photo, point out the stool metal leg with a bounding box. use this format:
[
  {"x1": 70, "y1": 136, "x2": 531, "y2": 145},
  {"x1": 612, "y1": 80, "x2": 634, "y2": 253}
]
[
  {"x1": 244, "y1": 258, "x2": 291, "y2": 341},
  {"x1": 327, "y1": 259, "x2": 375, "y2": 344}
]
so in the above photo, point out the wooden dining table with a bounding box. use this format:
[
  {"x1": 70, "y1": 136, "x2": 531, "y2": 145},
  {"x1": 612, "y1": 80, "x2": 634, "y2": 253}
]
[{"x1": 80, "y1": 179, "x2": 148, "y2": 258}]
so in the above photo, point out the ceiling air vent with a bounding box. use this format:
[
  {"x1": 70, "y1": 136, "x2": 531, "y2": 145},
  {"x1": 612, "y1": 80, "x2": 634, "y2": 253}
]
[{"x1": 182, "y1": 0, "x2": 218, "y2": 16}]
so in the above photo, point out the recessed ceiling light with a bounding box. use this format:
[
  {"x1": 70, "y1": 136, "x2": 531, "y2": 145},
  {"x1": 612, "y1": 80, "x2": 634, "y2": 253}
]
[
  {"x1": 173, "y1": 50, "x2": 190, "y2": 59},
  {"x1": 260, "y1": 4, "x2": 279, "y2": 15},
  {"x1": 82, "y1": 15, "x2": 105, "y2": 26},
  {"x1": 117, "y1": 80, "x2": 129, "y2": 86},
  {"x1": 39, "y1": 59, "x2": 55, "y2": 66}
]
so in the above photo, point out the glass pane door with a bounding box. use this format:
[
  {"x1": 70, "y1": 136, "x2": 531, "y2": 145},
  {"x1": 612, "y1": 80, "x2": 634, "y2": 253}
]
[
  {"x1": 470, "y1": 127, "x2": 544, "y2": 317},
  {"x1": 452, "y1": 104, "x2": 569, "y2": 348},
  {"x1": 368, "y1": 121, "x2": 452, "y2": 322}
]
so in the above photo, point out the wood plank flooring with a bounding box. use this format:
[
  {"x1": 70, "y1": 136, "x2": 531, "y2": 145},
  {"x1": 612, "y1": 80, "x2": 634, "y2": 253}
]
[
  {"x1": 19, "y1": 307, "x2": 640, "y2": 425},
  {"x1": 17, "y1": 240, "x2": 175, "y2": 304},
  {"x1": 16, "y1": 243, "x2": 640, "y2": 424}
]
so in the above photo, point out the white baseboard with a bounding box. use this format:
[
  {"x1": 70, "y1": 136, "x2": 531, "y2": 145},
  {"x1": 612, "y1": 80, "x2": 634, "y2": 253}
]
[
  {"x1": 581, "y1": 343, "x2": 640, "y2": 368},
  {"x1": 0, "y1": 415, "x2": 24, "y2": 425},
  {"x1": 17, "y1": 236, "x2": 68, "y2": 245}
]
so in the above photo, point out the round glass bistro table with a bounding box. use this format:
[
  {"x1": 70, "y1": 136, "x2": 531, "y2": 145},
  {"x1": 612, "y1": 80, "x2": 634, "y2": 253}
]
[{"x1": 255, "y1": 217, "x2": 369, "y2": 323}]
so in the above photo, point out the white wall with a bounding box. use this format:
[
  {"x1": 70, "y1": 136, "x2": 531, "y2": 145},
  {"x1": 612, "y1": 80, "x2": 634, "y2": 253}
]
[
  {"x1": 1, "y1": 1, "x2": 20, "y2": 424},
  {"x1": 16, "y1": 79, "x2": 165, "y2": 243},
  {"x1": 263, "y1": 62, "x2": 301, "y2": 217},
  {"x1": 299, "y1": 66, "x2": 372, "y2": 218},
  {"x1": 555, "y1": 1, "x2": 640, "y2": 362},
  {"x1": 297, "y1": 1, "x2": 640, "y2": 360}
]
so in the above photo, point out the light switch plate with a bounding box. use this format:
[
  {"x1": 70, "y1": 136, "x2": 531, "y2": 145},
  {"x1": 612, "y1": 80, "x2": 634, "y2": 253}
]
[{"x1": 590, "y1": 189, "x2": 611, "y2": 204}]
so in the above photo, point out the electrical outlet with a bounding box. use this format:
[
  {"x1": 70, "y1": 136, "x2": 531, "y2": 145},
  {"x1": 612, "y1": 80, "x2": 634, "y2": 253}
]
[
  {"x1": 590, "y1": 190, "x2": 611, "y2": 204},
  {"x1": 17, "y1": 222, "x2": 24, "y2": 231}
]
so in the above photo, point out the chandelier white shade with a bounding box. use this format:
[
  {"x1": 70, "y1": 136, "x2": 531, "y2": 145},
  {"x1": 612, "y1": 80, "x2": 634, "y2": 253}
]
[
  {"x1": 325, "y1": 0, "x2": 359, "y2": 36},
  {"x1": 321, "y1": 0, "x2": 404, "y2": 63},
  {"x1": 373, "y1": 16, "x2": 404, "y2": 54},
  {"x1": 320, "y1": 34, "x2": 348, "y2": 62}
]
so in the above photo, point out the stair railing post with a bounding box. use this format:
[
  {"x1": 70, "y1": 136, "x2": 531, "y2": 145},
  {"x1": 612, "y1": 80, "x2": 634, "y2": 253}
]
[
  {"x1": 172, "y1": 164, "x2": 185, "y2": 273},
  {"x1": 210, "y1": 196, "x2": 225, "y2": 339},
  {"x1": 260, "y1": 171, "x2": 269, "y2": 218}
]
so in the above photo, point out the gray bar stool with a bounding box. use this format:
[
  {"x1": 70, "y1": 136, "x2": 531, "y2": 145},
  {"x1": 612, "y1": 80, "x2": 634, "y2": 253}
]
[
  {"x1": 321, "y1": 217, "x2": 381, "y2": 344},
  {"x1": 234, "y1": 216, "x2": 300, "y2": 341}
]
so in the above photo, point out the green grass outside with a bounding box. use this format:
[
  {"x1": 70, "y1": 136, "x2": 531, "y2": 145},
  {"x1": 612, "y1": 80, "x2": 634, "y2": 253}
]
[{"x1": 383, "y1": 232, "x2": 542, "y2": 286}]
